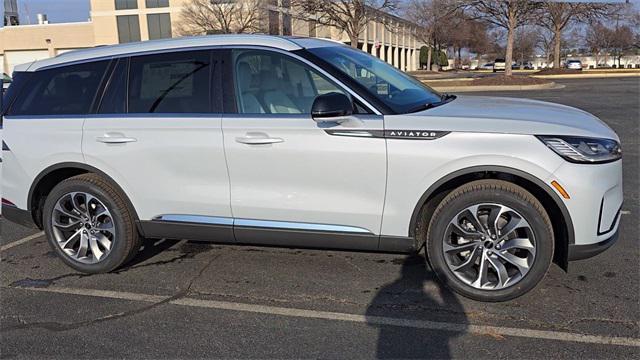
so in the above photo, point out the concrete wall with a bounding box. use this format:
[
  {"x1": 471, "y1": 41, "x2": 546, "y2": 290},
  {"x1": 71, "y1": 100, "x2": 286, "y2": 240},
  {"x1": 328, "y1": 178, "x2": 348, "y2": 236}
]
[{"x1": 0, "y1": 22, "x2": 95, "y2": 74}]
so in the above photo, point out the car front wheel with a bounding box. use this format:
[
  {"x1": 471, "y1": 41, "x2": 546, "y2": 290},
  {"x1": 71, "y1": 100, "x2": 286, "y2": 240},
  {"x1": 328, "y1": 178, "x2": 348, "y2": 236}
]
[{"x1": 426, "y1": 179, "x2": 554, "y2": 301}]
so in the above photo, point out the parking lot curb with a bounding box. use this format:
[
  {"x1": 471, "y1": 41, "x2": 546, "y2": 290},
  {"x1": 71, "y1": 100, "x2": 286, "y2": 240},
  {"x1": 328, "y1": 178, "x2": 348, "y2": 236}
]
[
  {"x1": 431, "y1": 82, "x2": 565, "y2": 92},
  {"x1": 532, "y1": 73, "x2": 640, "y2": 79}
]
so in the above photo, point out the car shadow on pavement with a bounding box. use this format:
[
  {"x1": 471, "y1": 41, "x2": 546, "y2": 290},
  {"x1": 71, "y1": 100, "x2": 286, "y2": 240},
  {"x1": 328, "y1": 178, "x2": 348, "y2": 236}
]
[{"x1": 365, "y1": 253, "x2": 467, "y2": 359}]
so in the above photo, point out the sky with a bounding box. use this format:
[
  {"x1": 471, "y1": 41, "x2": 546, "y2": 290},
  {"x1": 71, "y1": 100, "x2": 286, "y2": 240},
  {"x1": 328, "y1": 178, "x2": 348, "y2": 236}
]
[
  {"x1": 1, "y1": 0, "x2": 638, "y2": 26},
  {"x1": 3, "y1": 0, "x2": 90, "y2": 25}
]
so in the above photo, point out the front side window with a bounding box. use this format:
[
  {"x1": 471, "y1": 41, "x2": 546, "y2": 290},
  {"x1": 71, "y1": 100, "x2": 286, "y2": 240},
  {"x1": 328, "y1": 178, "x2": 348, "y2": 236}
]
[
  {"x1": 8, "y1": 61, "x2": 108, "y2": 116},
  {"x1": 128, "y1": 51, "x2": 211, "y2": 113},
  {"x1": 307, "y1": 46, "x2": 442, "y2": 114},
  {"x1": 233, "y1": 50, "x2": 347, "y2": 114}
]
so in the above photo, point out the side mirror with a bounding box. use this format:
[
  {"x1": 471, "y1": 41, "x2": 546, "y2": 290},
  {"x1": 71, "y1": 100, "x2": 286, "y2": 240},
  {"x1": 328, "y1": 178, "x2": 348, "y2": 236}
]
[{"x1": 311, "y1": 92, "x2": 353, "y2": 122}]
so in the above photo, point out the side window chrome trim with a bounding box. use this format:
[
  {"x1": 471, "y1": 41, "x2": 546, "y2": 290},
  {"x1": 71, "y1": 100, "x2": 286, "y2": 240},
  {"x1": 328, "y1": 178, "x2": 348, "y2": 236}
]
[{"x1": 153, "y1": 214, "x2": 374, "y2": 234}]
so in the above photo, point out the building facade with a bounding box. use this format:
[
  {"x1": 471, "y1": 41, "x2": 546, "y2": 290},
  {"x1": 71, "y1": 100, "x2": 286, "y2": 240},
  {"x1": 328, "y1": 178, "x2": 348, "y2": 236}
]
[{"x1": 1, "y1": 0, "x2": 422, "y2": 75}]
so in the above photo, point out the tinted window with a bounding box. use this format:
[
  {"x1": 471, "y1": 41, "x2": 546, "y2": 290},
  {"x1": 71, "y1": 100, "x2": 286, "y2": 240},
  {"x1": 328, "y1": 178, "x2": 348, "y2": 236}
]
[
  {"x1": 146, "y1": 0, "x2": 169, "y2": 7},
  {"x1": 147, "y1": 13, "x2": 172, "y2": 40},
  {"x1": 117, "y1": 15, "x2": 141, "y2": 43},
  {"x1": 115, "y1": 0, "x2": 137, "y2": 10},
  {"x1": 3, "y1": 72, "x2": 32, "y2": 116},
  {"x1": 234, "y1": 50, "x2": 346, "y2": 114},
  {"x1": 9, "y1": 61, "x2": 108, "y2": 116},
  {"x1": 98, "y1": 59, "x2": 128, "y2": 114},
  {"x1": 128, "y1": 51, "x2": 211, "y2": 113},
  {"x1": 307, "y1": 46, "x2": 442, "y2": 114}
]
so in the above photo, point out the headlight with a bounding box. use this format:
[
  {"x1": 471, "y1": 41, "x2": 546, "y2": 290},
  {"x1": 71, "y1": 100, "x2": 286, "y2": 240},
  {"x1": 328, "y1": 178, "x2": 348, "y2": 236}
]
[{"x1": 537, "y1": 135, "x2": 622, "y2": 164}]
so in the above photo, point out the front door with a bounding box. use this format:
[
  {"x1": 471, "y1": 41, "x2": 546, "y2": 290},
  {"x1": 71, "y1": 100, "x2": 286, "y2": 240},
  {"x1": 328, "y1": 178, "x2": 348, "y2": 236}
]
[{"x1": 222, "y1": 49, "x2": 386, "y2": 249}]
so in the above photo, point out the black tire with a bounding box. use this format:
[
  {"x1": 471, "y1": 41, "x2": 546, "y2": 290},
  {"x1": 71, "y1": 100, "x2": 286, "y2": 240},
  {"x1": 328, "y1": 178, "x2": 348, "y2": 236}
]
[
  {"x1": 43, "y1": 173, "x2": 141, "y2": 273},
  {"x1": 425, "y1": 180, "x2": 553, "y2": 302}
]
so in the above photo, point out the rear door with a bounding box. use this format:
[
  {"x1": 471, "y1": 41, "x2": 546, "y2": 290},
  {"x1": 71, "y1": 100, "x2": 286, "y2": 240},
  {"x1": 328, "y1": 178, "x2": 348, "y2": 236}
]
[
  {"x1": 222, "y1": 48, "x2": 387, "y2": 249},
  {"x1": 82, "y1": 50, "x2": 233, "y2": 240}
]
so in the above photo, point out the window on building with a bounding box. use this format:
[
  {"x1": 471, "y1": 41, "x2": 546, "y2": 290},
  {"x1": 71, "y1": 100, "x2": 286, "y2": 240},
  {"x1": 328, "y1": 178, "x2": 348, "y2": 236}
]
[
  {"x1": 117, "y1": 15, "x2": 141, "y2": 43},
  {"x1": 308, "y1": 20, "x2": 316, "y2": 37},
  {"x1": 128, "y1": 51, "x2": 211, "y2": 113},
  {"x1": 9, "y1": 61, "x2": 109, "y2": 115},
  {"x1": 115, "y1": 0, "x2": 137, "y2": 10},
  {"x1": 145, "y1": 0, "x2": 169, "y2": 8},
  {"x1": 282, "y1": 14, "x2": 292, "y2": 36},
  {"x1": 147, "y1": 13, "x2": 172, "y2": 40},
  {"x1": 268, "y1": 10, "x2": 279, "y2": 35}
]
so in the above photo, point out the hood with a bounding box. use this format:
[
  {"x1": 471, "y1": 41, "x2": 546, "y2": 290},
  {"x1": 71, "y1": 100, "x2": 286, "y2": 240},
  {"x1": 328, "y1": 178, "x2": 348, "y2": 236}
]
[{"x1": 398, "y1": 95, "x2": 618, "y2": 140}]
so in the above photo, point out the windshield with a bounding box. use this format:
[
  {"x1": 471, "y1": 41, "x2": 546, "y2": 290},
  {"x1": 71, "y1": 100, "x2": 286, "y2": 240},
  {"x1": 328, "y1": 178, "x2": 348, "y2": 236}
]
[{"x1": 307, "y1": 46, "x2": 443, "y2": 114}]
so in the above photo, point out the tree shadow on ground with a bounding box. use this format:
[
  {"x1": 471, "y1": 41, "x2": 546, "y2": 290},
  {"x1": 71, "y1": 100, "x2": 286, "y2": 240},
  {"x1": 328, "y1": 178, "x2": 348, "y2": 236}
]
[{"x1": 366, "y1": 253, "x2": 467, "y2": 359}]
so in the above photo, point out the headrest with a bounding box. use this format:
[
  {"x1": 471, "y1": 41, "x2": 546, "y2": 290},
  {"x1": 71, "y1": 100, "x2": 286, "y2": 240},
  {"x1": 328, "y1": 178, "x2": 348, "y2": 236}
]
[{"x1": 237, "y1": 62, "x2": 253, "y2": 91}]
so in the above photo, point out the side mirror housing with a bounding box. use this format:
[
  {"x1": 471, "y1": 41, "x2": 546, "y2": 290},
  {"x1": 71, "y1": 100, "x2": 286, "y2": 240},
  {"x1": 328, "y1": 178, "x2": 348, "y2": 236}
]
[{"x1": 311, "y1": 92, "x2": 353, "y2": 122}]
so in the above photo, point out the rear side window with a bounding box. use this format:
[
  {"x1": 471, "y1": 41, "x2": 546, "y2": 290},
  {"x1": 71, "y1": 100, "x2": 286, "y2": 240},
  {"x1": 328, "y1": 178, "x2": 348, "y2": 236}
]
[
  {"x1": 9, "y1": 61, "x2": 109, "y2": 116},
  {"x1": 98, "y1": 59, "x2": 128, "y2": 114},
  {"x1": 2, "y1": 72, "x2": 32, "y2": 116},
  {"x1": 128, "y1": 51, "x2": 211, "y2": 113}
]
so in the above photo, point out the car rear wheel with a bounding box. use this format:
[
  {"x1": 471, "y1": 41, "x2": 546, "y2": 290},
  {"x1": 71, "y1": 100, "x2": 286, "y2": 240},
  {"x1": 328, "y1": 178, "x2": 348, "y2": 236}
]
[
  {"x1": 425, "y1": 179, "x2": 554, "y2": 302},
  {"x1": 43, "y1": 173, "x2": 141, "y2": 273}
]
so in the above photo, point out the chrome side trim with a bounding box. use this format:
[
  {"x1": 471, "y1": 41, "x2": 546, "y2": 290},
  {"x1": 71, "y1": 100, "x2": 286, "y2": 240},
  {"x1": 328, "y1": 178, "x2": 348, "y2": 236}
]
[
  {"x1": 153, "y1": 215, "x2": 373, "y2": 234},
  {"x1": 154, "y1": 214, "x2": 234, "y2": 226},
  {"x1": 234, "y1": 219, "x2": 372, "y2": 234}
]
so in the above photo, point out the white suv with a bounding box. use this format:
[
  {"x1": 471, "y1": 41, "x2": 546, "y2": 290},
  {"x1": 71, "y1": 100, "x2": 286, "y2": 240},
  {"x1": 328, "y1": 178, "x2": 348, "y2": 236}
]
[{"x1": 1, "y1": 35, "x2": 622, "y2": 301}]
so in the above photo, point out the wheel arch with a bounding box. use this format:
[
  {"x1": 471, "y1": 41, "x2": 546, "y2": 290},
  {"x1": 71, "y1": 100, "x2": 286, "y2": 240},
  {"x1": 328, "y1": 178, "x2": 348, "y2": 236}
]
[
  {"x1": 28, "y1": 162, "x2": 142, "y2": 233},
  {"x1": 410, "y1": 165, "x2": 574, "y2": 270}
]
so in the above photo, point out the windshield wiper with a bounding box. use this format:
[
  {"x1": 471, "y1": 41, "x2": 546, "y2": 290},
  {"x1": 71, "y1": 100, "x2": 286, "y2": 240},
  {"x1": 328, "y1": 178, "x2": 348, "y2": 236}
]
[
  {"x1": 406, "y1": 103, "x2": 437, "y2": 113},
  {"x1": 406, "y1": 94, "x2": 457, "y2": 114},
  {"x1": 440, "y1": 93, "x2": 457, "y2": 102}
]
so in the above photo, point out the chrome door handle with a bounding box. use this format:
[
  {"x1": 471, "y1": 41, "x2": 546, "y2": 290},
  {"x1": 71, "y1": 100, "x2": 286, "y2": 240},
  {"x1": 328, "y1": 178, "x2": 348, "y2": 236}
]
[
  {"x1": 235, "y1": 133, "x2": 284, "y2": 145},
  {"x1": 96, "y1": 133, "x2": 137, "y2": 144}
]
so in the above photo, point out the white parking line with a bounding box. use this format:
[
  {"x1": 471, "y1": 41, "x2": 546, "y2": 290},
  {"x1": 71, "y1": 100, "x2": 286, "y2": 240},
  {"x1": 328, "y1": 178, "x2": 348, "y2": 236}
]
[
  {"x1": 12, "y1": 285, "x2": 640, "y2": 347},
  {"x1": 0, "y1": 231, "x2": 44, "y2": 252}
]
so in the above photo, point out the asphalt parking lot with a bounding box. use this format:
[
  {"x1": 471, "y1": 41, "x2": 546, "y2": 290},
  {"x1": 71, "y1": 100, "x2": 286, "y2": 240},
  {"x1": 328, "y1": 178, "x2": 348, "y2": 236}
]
[{"x1": 1, "y1": 77, "x2": 638, "y2": 359}]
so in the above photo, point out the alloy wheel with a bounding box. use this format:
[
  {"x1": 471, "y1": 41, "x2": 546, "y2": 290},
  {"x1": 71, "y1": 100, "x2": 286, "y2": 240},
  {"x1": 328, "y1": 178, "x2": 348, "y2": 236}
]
[
  {"x1": 442, "y1": 203, "x2": 536, "y2": 290},
  {"x1": 51, "y1": 192, "x2": 115, "y2": 264}
]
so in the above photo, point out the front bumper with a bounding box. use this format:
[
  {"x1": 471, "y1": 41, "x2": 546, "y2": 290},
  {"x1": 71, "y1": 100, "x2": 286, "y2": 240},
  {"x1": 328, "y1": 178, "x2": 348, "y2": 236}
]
[
  {"x1": 1, "y1": 204, "x2": 38, "y2": 229},
  {"x1": 568, "y1": 228, "x2": 619, "y2": 261},
  {"x1": 549, "y1": 159, "x2": 623, "y2": 251}
]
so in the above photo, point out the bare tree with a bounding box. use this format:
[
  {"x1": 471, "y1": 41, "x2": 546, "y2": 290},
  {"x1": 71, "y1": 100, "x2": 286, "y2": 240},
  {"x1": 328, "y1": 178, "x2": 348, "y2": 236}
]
[
  {"x1": 466, "y1": 0, "x2": 539, "y2": 76},
  {"x1": 512, "y1": 27, "x2": 537, "y2": 67},
  {"x1": 406, "y1": 0, "x2": 460, "y2": 70},
  {"x1": 535, "y1": 1, "x2": 611, "y2": 69},
  {"x1": 536, "y1": 28, "x2": 554, "y2": 65},
  {"x1": 292, "y1": 0, "x2": 399, "y2": 49},
  {"x1": 179, "y1": 0, "x2": 265, "y2": 35},
  {"x1": 610, "y1": 25, "x2": 635, "y2": 67},
  {"x1": 585, "y1": 21, "x2": 613, "y2": 67}
]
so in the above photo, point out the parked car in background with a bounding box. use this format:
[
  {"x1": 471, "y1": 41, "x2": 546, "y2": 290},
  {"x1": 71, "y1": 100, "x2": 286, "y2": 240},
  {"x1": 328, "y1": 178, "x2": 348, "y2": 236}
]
[
  {"x1": 1, "y1": 35, "x2": 623, "y2": 302},
  {"x1": 493, "y1": 59, "x2": 506, "y2": 72},
  {"x1": 566, "y1": 60, "x2": 583, "y2": 70},
  {"x1": 479, "y1": 62, "x2": 494, "y2": 70},
  {"x1": 515, "y1": 61, "x2": 534, "y2": 70}
]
